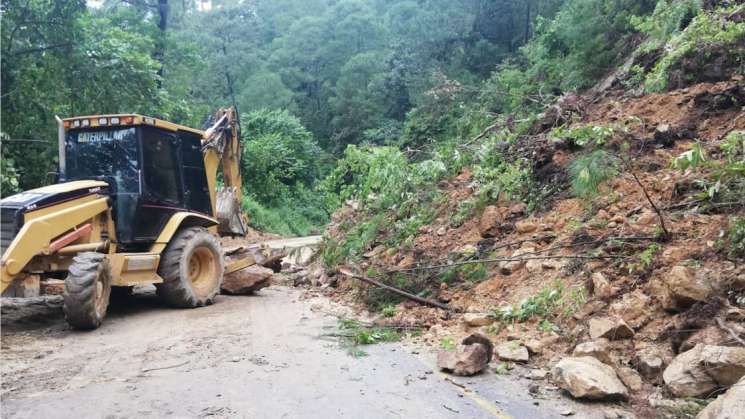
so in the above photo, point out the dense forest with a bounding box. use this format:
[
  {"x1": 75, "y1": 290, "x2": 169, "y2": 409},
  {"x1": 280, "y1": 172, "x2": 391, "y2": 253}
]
[{"x1": 1, "y1": 0, "x2": 737, "y2": 235}]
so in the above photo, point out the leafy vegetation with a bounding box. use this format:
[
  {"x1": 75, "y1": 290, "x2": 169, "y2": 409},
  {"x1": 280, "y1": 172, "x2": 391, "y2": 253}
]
[
  {"x1": 336, "y1": 318, "x2": 412, "y2": 357},
  {"x1": 569, "y1": 150, "x2": 619, "y2": 198},
  {"x1": 491, "y1": 281, "x2": 587, "y2": 326}
]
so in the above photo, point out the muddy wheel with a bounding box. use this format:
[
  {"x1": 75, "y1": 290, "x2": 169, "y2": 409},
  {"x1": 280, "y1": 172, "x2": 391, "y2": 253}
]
[
  {"x1": 156, "y1": 227, "x2": 224, "y2": 307},
  {"x1": 63, "y1": 252, "x2": 112, "y2": 330}
]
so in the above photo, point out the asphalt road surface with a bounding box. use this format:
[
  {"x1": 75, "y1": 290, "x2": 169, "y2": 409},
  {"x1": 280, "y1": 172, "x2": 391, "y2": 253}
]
[{"x1": 1, "y1": 285, "x2": 612, "y2": 419}]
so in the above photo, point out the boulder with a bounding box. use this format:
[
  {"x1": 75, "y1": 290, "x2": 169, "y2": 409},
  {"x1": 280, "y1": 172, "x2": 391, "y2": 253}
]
[
  {"x1": 552, "y1": 356, "x2": 629, "y2": 400},
  {"x1": 437, "y1": 333, "x2": 493, "y2": 376},
  {"x1": 636, "y1": 210, "x2": 657, "y2": 226},
  {"x1": 696, "y1": 376, "x2": 745, "y2": 419},
  {"x1": 609, "y1": 290, "x2": 651, "y2": 329},
  {"x1": 588, "y1": 317, "x2": 635, "y2": 340},
  {"x1": 515, "y1": 220, "x2": 538, "y2": 233},
  {"x1": 496, "y1": 342, "x2": 530, "y2": 362},
  {"x1": 680, "y1": 326, "x2": 730, "y2": 352},
  {"x1": 572, "y1": 338, "x2": 612, "y2": 364},
  {"x1": 635, "y1": 353, "x2": 664, "y2": 379},
  {"x1": 663, "y1": 344, "x2": 745, "y2": 397},
  {"x1": 665, "y1": 266, "x2": 716, "y2": 309},
  {"x1": 616, "y1": 366, "x2": 643, "y2": 392},
  {"x1": 463, "y1": 313, "x2": 494, "y2": 327},
  {"x1": 592, "y1": 273, "x2": 614, "y2": 299},
  {"x1": 221, "y1": 265, "x2": 273, "y2": 294},
  {"x1": 699, "y1": 345, "x2": 745, "y2": 387},
  {"x1": 499, "y1": 247, "x2": 534, "y2": 275},
  {"x1": 479, "y1": 206, "x2": 508, "y2": 238},
  {"x1": 663, "y1": 345, "x2": 717, "y2": 397}
]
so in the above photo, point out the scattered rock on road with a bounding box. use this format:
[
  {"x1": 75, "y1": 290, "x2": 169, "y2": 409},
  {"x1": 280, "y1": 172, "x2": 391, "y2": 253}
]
[
  {"x1": 221, "y1": 265, "x2": 273, "y2": 295},
  {"x1": 496, "y1": 341, "x2": 530, "y2": 362},
  {"x1": 551, "y1": 356, "x2": 628, "y2": 400},
  {"x1": 437, "y1": 333, "x2": 493, "y2": 376}
]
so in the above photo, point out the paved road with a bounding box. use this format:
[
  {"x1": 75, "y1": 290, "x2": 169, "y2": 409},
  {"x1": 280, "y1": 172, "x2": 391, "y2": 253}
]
[{"x1": 1, "y1": 286, "x2": 604, "y2": 419}]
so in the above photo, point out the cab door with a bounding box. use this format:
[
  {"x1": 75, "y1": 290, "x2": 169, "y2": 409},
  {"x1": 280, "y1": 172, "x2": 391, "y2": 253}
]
[{"x1": 135, "y1": 126, "x2": 184, "y2": 241}]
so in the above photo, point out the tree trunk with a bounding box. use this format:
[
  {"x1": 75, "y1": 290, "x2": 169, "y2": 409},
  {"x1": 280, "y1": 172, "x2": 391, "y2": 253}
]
[
  {"x1": 155, "y1": 0, "x2": 168, "y2": 88},
  {"x1": 524, "y1": 0, "x2": 532, "y2": 45}
]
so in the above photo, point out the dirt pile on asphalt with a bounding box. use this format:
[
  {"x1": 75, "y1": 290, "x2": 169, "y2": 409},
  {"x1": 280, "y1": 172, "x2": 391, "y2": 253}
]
[{"x1": 304, "y1": 78, "x2": 745, "y2": 416}]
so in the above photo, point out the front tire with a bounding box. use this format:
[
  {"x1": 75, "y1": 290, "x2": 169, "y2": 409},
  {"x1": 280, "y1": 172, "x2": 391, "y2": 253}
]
[
  {"x1": 156, "y1": 227, "x2": 224, "y2": 308},
  {"x1": 63, "y1": 252, "x2": 112, "y2": 330}
]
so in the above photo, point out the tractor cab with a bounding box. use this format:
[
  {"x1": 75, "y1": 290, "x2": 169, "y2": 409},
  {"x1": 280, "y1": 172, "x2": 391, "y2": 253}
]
[{"x1": 61, "y1": 115, "x2": 213, "y2": 248}]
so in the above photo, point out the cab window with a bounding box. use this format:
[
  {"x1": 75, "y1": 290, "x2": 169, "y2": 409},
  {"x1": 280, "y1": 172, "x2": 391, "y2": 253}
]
[{"x1": 142, "y1": 128, "x2": 182, "y2": 206}]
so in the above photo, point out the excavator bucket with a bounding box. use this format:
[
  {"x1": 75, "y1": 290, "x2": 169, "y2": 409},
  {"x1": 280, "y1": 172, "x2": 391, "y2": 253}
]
[{"x1": 216, "y1": 186, "x2": 248, "y2": 236}]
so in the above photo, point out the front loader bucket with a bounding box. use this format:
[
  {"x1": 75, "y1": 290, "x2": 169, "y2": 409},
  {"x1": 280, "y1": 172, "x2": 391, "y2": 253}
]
[{"x1": 216, "y1": 187, "x2": 248, "y2": 236}]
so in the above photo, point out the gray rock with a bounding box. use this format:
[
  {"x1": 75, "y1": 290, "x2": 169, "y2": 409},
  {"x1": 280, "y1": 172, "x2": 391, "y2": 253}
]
[
  {"x1": 552, "y1": 356, "x2": 628, "y2": 400},
  {"x1": 496, "y1": 342, "x2": 530, "y2": 363},
  {"x1": 572, "y1": 338, "x2": 612, "y2": 364},
  {"x1": 588, "y1": 316, "x2": 634, "y2": 340},
  {"x1": 696, "y1": 376, "x2": 745, "y2": 419}
]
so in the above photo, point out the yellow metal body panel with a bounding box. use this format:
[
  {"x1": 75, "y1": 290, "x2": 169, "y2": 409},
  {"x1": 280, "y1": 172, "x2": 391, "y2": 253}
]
[
  {"x1": 149, "y1": 212, "x2": 219, "y2": 254},
  {"x1": 0, "y1": 196, "x2": 109, "y2": 293},
  {"x1": 24, "y1": 194, "x2": 99, "y2": 222},
  {"x1": 64, "y1": 114, "x2": 205, "y2": 136},
  {"x1": 204, "y1": 148, "x2": 220, "y2": 217},
  {"x1": 20, "y1": 180, "x2": 107, "y2": 196},
  {"x1": 109, "y1": 253, "x2": 163, "y2": 286}
]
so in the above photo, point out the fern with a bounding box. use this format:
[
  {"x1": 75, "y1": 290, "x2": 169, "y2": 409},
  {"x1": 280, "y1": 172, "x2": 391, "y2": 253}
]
[{"x1": 569, "y1": 150, "x2": 619, "y2": 198}]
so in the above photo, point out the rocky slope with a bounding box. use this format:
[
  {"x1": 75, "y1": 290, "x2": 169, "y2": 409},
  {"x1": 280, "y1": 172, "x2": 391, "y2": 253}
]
[{"x1": 295, "y1": 72, "x2": 745, "y2": 417}]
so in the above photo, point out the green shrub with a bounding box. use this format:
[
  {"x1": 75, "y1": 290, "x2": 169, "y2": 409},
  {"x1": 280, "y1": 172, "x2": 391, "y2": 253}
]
[
  {"x1": 631, "y1": 0, "x2": 701, "y2": 52},
  {"x1": 241, "y1": 109, "x2": 324, "y2": 205},
  {"x1": 671, "y1": 133, "x2": 745, "y2": 200},
  {"x1": 723, "y1": 217, "x2": 745, "y2": 259},
  {"x1": 643, "y1": 8, "x2": 745, "y2": 92},
  {"x1": 492, "y1": 282, "x2": 587, "y2": 323},
  {"x1": 569, "y1": 150, "x2": 619, "y2": 198}
]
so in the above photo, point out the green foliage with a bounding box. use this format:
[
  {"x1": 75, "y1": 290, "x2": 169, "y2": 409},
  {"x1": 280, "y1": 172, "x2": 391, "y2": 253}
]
[
  {"x1": 723, "y1": 217, "x2": 745, "y2": 259},
  {"x1": 440, "y1": 337, "x2": 456, "y2": 351},
  {"x1": 631, "y1": 0, "x2": 701, "y2": 52},
  {"x1": 242, "y1": 186, "x2": 328, "y2": 236},
  {"x1": 643, "y1": 8, "x2": 745, "y2": 92},
  {"x1": 671, "y1": 133, "x2": 745, "y2": 200},
  {"x1": 552, "y1": 125, "x2": 615, "y2": 148},
  {"x1": 380, "y1": 304, "x2": 397, "y2": 318},
  {"x1": 242, "y1": 109, "x2": 323, "y2": 204},
  {"x1": 337, "y1": 318, "x2": 406, "y2": 357},
  {"x1": 640, "y1": 243, "x2": 662, "y2": 268},
  {"x1": 569, "y1": 150, "x2": 619, "y2": 199},
  {"x1": 522, "y1": 0, "x2": 655, "y2": 91},
  {"x1": 492, "y1": 281, "x2": 587, "y2": 323}
]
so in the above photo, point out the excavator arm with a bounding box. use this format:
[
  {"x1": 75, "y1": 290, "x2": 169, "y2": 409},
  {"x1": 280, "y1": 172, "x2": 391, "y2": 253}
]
[{"x1": 202, "y1": 107, "x2": 249, "y2": 236}]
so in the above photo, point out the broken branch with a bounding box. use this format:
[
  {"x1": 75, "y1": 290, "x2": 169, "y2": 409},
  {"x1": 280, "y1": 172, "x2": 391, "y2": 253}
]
[{"x1": 338, "y1": 268, "x2": 454, "y2": 312}]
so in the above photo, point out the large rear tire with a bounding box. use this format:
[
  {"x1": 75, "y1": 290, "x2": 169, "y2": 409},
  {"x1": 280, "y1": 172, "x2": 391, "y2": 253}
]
[
  {"x1": 63, "y1": 252, "x2": 112, "y2": 330},
  {"x1": 156, "y1": 227, "x2": 224, "y2": 307}
]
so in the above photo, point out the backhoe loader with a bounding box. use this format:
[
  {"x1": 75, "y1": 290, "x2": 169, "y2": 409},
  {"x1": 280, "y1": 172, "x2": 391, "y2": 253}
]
[{"x1": 0, "y1": 108, "x2": 256, "y2": 329}]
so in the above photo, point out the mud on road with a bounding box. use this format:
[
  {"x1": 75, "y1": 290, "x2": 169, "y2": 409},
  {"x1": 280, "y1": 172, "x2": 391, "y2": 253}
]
[{"x1": 1, "y1": 286, "x2": 611, "y2": 419}]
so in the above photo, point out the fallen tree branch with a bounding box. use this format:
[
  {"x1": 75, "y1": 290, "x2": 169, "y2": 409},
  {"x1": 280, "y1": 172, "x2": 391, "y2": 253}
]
[
  {"x1": 140, "y1": 360, "x2": 190, "y2": 373},
  {"x1": 338, "y1": 268, "x2": 454, "y2": 312},
  {"x1": 629, "y1": 170, "x2": 670, "y2": 240}
]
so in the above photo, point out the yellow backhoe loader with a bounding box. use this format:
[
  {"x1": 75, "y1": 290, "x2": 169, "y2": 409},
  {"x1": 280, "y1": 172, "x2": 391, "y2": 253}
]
[{"x1": 0, "y1": 108, "x2": 256, "y2": 329}]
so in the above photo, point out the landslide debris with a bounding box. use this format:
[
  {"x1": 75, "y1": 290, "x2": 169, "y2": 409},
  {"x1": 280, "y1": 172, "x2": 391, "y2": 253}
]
[{"x1": 298, "y1": 54, "x2": 745, "y2": 418}]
